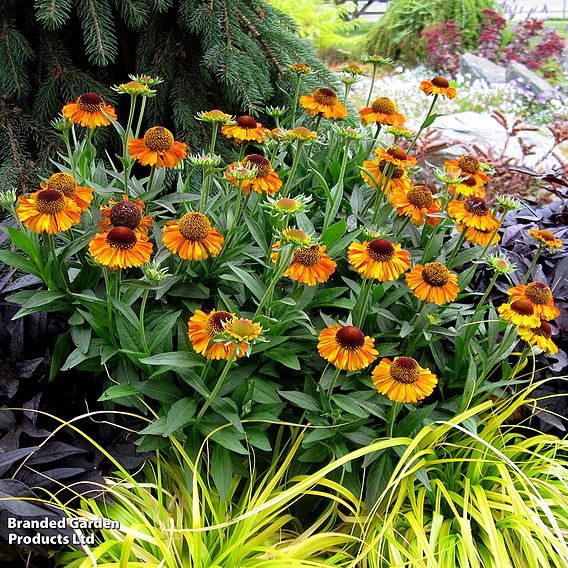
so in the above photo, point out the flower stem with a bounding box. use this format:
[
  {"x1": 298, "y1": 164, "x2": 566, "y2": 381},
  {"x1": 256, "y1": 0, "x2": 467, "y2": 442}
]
[
  {"x1": 291, "y1": 76, "x2": 303, "y2": 126},
  {"x1": 366, "y1": 63, "x2": 378, "y2": 107},
  {"x1": 386, "y1": 402, "x2": 402, "y2": 437},
  {"x1": 522, "y1": 243, "x2": 543, "y2": 284},
  {"x1": 327, "y1": 367, "x2": 342, "y2": 395},
  {"x1": 370, "y1": 165, "x2": 394, "y2": 226},
  {"x1": 408, "y1": 95, "x2": 438, "y2": 153},
  {"x1": 196, "y1": 349, "x2": 238, "y2": 421},
  {"x1": 134, "y1": 97, "x2": 147, "y2": 138},
  {"x1": 254, "y1": 245, "x2": 294, "y2": 318},
  {"x1": 446, "y1": 232, "x2": 468, "y2": 268},
  {"x1": 353, "y1": 277, "x2": 374, "y2": 328},
  {"x1": 123, "y1": 95, "x2": 138, "y2": 196},
  {"x1": 281, "y1": 141, "x2": 305, "y2": 197},
  {"x1": 139, "y1": 288, "x2": 150, "y2": 354},
  {"x1": 209, "y1": 123, "x2": 219, "y2": 156}
]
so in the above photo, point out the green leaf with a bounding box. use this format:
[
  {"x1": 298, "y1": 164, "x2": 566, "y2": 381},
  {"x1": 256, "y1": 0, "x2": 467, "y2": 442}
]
[
  {"x1": 396, "y1": 403, "x2": 437, "y2": 437},
  {"x1": 9, "y1": 290, "x2": 68, "y2": 318},
  {"x1": 210, "y1": 429, "x2": 248, "y2": 455},
  {"x1": 148, "y1": 311, "x2": 181, "y2": 352},
  {"x1": 279, "y1": 391, "x2": 321, "y2": 411},
  {"x1": 138, "y1": 418, "x2": 167, "y2": 436},
  {"x1": 333, "y1": 395, "x2": 369, "y2": 418},
  {"x1": 210, "y1": 444, "x2": 233, "y2": 501},
  {"x1": 225, "y1": 264, "x2": 266, "y2": 301},
  {"x1": 264, "y1": 349, "x2": 300, "y2": 370},
  {"x1": 163, "y1": 398, "x2": 197, "y2": 436},
  {"x1": 134, "y1": 380, "x2": 184, "y2": 404},
  {"x1": 322, "y1": 218, "x2": 346, "y2": 249},
  {"x1": 98, "y1": 384, "x2": 138, "y2": 401},
  {"x1": 4, "y1": 227, "x2": 39, "y2": 260},
  {"x1": 49, "y1": 331, "x2": 72, "y2": 382},
  {"x1": 140, "y1": 351, "x2": 204, "y2": 368},
  {"x1": 0, "y1": 251, "x2": 40, "y2": 277}
]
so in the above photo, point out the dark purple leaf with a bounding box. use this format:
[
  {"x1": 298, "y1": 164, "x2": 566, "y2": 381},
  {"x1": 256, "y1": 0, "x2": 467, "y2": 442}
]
[
  {"x1": 17, "y1": 358, "x2": 43, "y2": 379},
  {"x1": 2, "y1": 275, "x2": 43, "y2": 293},
  {"x1": 0, "y1": 447, "x2": 40, "y2": 476},
  {"x1": 26, "y1": 442, "x2": 89, "y2": 466}
]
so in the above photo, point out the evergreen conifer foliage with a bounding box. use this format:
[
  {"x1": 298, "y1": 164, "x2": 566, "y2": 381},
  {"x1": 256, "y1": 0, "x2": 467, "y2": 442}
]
[{"x1": 0, "y1": 0, "x2": 326, "y2": 193}]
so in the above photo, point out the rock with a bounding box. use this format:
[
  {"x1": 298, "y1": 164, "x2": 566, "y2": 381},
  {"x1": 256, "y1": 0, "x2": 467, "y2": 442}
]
[
  {"x1": 460, "y1": 53, "x2": 507, "y2": 84},
  {"x1": 505, "y1": 61, "x2": 556, "y2": 100},
  {"x1": 430, "y1": 112, "x2": 558, "y2": 169}
]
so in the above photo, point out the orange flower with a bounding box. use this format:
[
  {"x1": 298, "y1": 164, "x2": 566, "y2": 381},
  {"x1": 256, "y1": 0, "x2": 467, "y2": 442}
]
[
  {"x1": 518, "y1": 320, "x2": 558, "y2": 354},
  {"x1": 162, "y1": 212, "x2": 223, "y2": 261},
  {"x1": 188, "y1": 309, "x2": 247, "y2": 360},
  {"x1": 62, "y1": 92, "x2": 117, "y2": 128},
  {"x1": 456, "y1": 223, "x2": 500, "y2": 247},
  {"x1": 389, "y1": 184, "x2": 441, "y2": 226},
  {"x1": 420, "y1": 76, "x2": 457, "y2": 99},
  {"x1": 406, "y1": 262, "x2": 460, "y2": 305},
  {"x1": 99, "y1": 195, "x2": 152, "y2": 237},
  {"x1": 359, "y1": 97, "x2": 405, "y2": 126},
  {"x1": 89, "y1": 226, "x2": 153, "y2": 270},
  {"x1": 445, "y1": 155, "x2": 488, "y2": 188},
  {"x1": 225, "y1": 154, "x2": 282, "y2": 195},
  {"x1": 272, "y1": 242, "x2": 336, "y2": 286},
  {"x1": 299, "y1": 88, "x2": 348, "y2": 120},
  {"x1": 498, "y1": 300, "x2": 541, "y2": 328},
  {"x1": 128, "y1": 126, "x2": 187, "y2": 169},
  {"x1": 507, "y1": 282, "x2": 560, "y2": 321},
  {"x1": 528, "y1": 228, "x2": 563, "y2": 250},
  {"x1": 449, "y1": 174, "x2": 486, "y2": 198},
  {"x1": 221, "y1": 115, "x2": 270, "y2": 143},
  {"x1": 374, "y1": 146, "x2": 417, "y2": 169},
  {"x1": 348, "y1": 239, "x2": 411, "y2": 281},
  {"x1": 17, "y1": 189, "x2": 82, "y2": 235},
  {"x1": 40, "y1": 172, "x2": 93, "y2": 212},
  {"x1": 361, "y1": 158, "x2": 410, "y2": 195},
  {"x1": 447, "y1": 197, "x2": 499, "y2": 231},
  {"x1": 372, "y1": 357, "x2": 438, "y2": 403},
  {"x1": 317, "y1": 323, "x2": 378, "y2": 371}
]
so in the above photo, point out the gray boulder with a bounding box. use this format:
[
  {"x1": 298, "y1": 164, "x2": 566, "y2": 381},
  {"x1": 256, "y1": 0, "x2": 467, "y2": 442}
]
[
  {"x1": 505, "y1": 61, "x2": 556, "y2": 100},
  {"x1": 460, "y1": 53, "x2": 507, "y2": 84}
]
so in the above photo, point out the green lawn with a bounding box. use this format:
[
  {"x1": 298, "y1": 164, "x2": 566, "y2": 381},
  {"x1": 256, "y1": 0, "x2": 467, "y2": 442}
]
[{"x1": 544, "y1": 19, "x2": 568, "y2": 38}]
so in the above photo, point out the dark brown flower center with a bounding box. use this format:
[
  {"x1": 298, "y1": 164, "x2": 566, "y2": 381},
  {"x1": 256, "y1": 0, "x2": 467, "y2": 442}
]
[
  {"x1": 106, "y1": 226, "x2": 137, "y2": 249},
  {"x1": 110, "y1": 201, "x2": 142, "y2": 229},
  {"x1": 407, "y1": 185, "x2": 433, "y2": 208},
  {"x1": 335, "y1": 325, "x2": 365, "y2": 349},
  {"x1": 77, "y1": 92, "x2": 104, "y2": 112},
  {"x1": 387, "y1": 146, "x2": 408, "y2": 161},
  {"x1": 378, "y1": 160, "x2": 404, "y2": 179},
  {"x1": 525, "y1": 282, "x2": 552, "y2": 305},
  {"x1": 144, "y1": 126, "x2": 174, "y2": 151},
  {"x1": 422, "y1": 262, "x2": 450, "y2": 287},
  {"x1": 47, "y1": 173, "x2": 77, "y2": 197},
  {"x1": 243, "y1": 154, "x2": 271, "y2": 177},
  {"x1": 237, "y1": 115, "x2": 258, "y2": 129},
  {"x1": 463, "y1": 197, "x2": 489, "y2": 216},
  {"x1": 538, "y1": 230, "x2": 555, "y2": 242},
  {"x1": 366, "y1": 239, "x2": 395, "y2": 261},
  {"x1": 535, "y1": 320, "x2": 552, "y2": 337},
  {"x1": 432, "y1": 76, "x2": 450, "y2": 88},
  {"x1": 207, "y1": 310, "x2": 233, "y2": 335},
  {"x1": 35, "y1": 189, "x2": 66, "y2": 214},
  {"x1": 313, "y1": 88, "x2": 338, "y2": 106},
  {"x1": 371, "y1": 97, "x2": 396, "y2": 114},
  {"x1": 177, "y1": 212, "x2": 211, "y2": 241},
  {"x1": 390, "y1": 357, "x2": 420, "y2": 384},
  {"x1": 462, "y1": 175, "x2": 478, "y2": 187},
  {"x1": 511, "y1": 299, "x2": 534, "y2": 316},
  {"x1": 293, "y1": 245, "x2": 322, "y2": 266},
  {"x1": 457, "y1": 155, "x2": 480, "y2": 174}
]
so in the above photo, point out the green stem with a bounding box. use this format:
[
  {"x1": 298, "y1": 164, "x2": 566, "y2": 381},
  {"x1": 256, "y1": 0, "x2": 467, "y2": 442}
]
[
  {"x1": 45, "y1": 235, "x2": 64, "y2": 291},
  {"x1": 200, "y1": 358, "x2": 213, "y2": 382},
  {"x1": 196, "y1": 349, "x2": 238, "y2": 421},
  {"x1": 522, "y1": 243, "x2": 543, "y2": 284},
  {"x1": 102, "y1": 269, "x2": 117, "y2": 347},
  {"x1": 343, "y1": 82, "x2": 351, "y2": 104},
  {"x1": 327, "y1": 367, "x2": 342, "y2": 395},
  {"x1": 408, "y1": 95, "x2": 438, "y2": 153},
  {"x1": 394, "y1": 216, "x2": 411, "y2": 240},
  {"x1": 370, "y1": 165, "x2": 394, "y2": 226},
  {"x1": 134, "y1": 97, "x2": 147, "y2": 138},
  {"x1": 123, "y1": 95, "x2": 138, "y2": 196},
  {"x1": 115, "y1": 268, "x2": 121, "y2": 301},
  {"x1": 421, "y1": 220, "x2": 444, "y2": 264},
  {"x1": 255, "y1": 245, "x2": 294, "y2": 318},
  {"x1": 199, "y1": 168, "x2": 212, "y2": 213},
  {"x1": 353, "y1": 278, "x2": 374, "y2": 328},
  {"x1": 368, "y1": 123, "x2": 381, "y2": 155},
  {"x1": 477, "y1": 210, "x2": 507, "y2": 264},
  {"x1": 366, "y1": 63, "x2": 378, "y2": 107},
  {"x1": 146, "y1": 167, "x2": 156, "y2": 196},
  {"x1": 209, "y1": 123, "x2": 219, "y2": 156},
  {"x1": 291, "y1": 76, "x2": 303, "y2": 126},
  {"x1": 323, "y1": 139, "x2": 351, "y2": 232},
  {"x1": 281, "y1": 141, "x2": 305, "y2": 197},
  {"x1": 446, "y1": 232, "x2": 468, "y2": 268},
  {"x1": 386, "y1": 402, "x2": 402, "y2": 437},
  {"x1": 139, "y1": 289, "x2": 150, "y2": 354}
]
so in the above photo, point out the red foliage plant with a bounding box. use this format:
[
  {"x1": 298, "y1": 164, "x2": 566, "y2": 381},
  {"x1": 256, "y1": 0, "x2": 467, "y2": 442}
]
[
  {"x1": 420, "y1": 21, "x2": 463, "y2": 77},
  {"x1": 477, "y1": 9, "x2": 507, "y2": 60}
]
